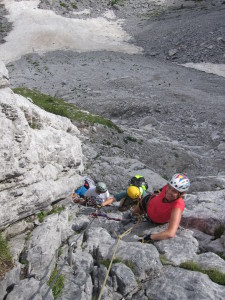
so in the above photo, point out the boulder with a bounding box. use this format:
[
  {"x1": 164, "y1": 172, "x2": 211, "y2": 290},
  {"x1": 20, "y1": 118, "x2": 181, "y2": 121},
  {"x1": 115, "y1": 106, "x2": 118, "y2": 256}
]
[
  {"x1": 146, "y1": 266, "x2": 225, "y2": 300},
  {"x1": 182, "y1": 190, "x2": 225, "y2": 235}
]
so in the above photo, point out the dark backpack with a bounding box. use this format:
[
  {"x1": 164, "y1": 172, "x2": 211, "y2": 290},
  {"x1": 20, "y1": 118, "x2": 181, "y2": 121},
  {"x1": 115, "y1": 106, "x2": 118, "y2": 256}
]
[{"x1": 129, "y1": 176, "x2": 148, "y2": 190}]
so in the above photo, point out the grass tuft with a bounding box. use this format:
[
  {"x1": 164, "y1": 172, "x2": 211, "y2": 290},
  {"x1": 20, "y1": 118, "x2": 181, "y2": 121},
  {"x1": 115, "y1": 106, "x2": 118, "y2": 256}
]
[
  {"x1": 0, "y1": 232, "x2": 13, "y2": 279},
  {"x1": 13, "y1": 87, "x2": 122, "y2": 132},
  {"x1": 159, "y1": 254, "x2": 173, "y2": 265},
  {"x1": 99, "y1": 257, "x2": 122, "y2": 268},
  {"x1": 124, "y1": 136, "x2": 137, "y2": 143},
  {"x1": 214, "y1": 225, "x2": 225, "y2": 239},
  {"x1": 48, "y1": 268, "x2": 64, "y2": 299},
  {"x1": 180, "y1": 260, "x2": 225, "y2": 285},
  {"x1": 37, "y1": 206, "x2": 65, "y2": 223}
]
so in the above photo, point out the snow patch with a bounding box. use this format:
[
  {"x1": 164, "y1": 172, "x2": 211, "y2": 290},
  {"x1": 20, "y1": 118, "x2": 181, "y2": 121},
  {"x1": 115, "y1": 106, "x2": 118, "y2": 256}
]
[
  {"x1": 0, "y1": 0, "x2": 142, "y2": 63},
  {"x1": 181, "y1": 62, "x2": 225, "y2": 78}
]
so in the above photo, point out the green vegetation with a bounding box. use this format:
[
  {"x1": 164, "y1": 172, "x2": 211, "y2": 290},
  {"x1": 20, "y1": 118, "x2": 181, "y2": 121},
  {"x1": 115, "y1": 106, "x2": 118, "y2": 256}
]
[
  {"x1": 48, "y1": 268, "x2": 64, "y2": 299},
  {"x1": 124, "y1": 260, "x2": 135, "y2": 273},
  {"x1": 159, "y1": 254, "x2": 173, "y2": 265},
  {"x1": 29, "y1": 122, "x2": 40, "y2": 130},
  {"x1": 216, "y1": 252, "x2": 225, "y2": 260},
  {"x1": 125, "y1": 136, "x2": 137, "y2": 143},
  {"x1": 20, "y1": 253, "x2": 28, "y2": 266},
  {"x1": 37, "y1": 211, "x2": 48, "y2": 223},
  {"x1": 58, "y1": 247, "x2": 63, "y2": 257},
  {"x1": 25, "y1": 231, "x2": 32, "y2": 242},
  {"x1": 37, "y1": 206, "x2": 65, "y2": 223},
  {"x1": 112, "y1": 144, "x2": 122, "y2": 149},
  {"x1": 140, "y1": 8, "x2": 165, "y2": 20},
  {"x1": 102, "y1": 139, "x2": 111, "y2": 146},
  {"x1": 108, "y1": 0, "x2": 124, "y2": 6},
  {"x1": 99, "y1": 258, "x2": 111, "y2": 268},
  {"x1": 123, "y1": 136, "x2": 137, "y2": 144},
  {"x1": 113, "y1": 257, "x2": 121, "y2": 264},
  {"x1": 99, "y1": 257, "x2": 121, "y2": 268},
  {"x1": 180, "y1": 260, "x2": 225, "y2": 285},
  {"x1": 32, "y1": 61, "x2": 39, "y2": 67},
  {"x1": 13, "y1": 87, "x2": 122, "y2": 132},
  {"x1": 214, "y1": 225, "x2": 225, "y2": 239},
  {"x1": 0, "y1": 232, "x2": 13, "y2": 279},
  {"x1": 71, "y1": 3, "x2": 78, "y2": 9},
  {"x1": 60, "y1": 1, "x2": 68, "y2": 8}
]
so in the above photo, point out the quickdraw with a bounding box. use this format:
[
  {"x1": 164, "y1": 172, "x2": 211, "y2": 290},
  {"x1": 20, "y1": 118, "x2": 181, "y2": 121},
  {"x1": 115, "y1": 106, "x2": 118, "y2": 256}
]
[{"x1": 89, "y1": 212, "x2": 121, "y2": 222}]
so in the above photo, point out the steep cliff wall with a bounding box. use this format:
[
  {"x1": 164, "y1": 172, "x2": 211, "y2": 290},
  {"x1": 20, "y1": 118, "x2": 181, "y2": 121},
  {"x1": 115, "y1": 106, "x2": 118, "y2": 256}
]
[{"x1": 0, "y1": 61, "x2": 84, "y2": 229}]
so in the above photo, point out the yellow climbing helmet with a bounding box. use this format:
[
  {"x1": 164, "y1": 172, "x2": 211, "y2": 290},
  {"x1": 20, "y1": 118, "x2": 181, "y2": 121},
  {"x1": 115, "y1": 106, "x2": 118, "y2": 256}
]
[{"x1": 127, "y1": 186, "x2": 140, "y2": 200}]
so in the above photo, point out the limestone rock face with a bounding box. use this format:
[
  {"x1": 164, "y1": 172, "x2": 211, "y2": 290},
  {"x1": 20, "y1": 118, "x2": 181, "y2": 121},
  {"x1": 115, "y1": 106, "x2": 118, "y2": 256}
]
[
  {"x1": 182, "y1": 190, "x2": 225, "y2": 235},
  {"x1": 0, "y1": 61, "x2": 9, "y2": 88},
  {"x1": 0, "y1": 61, "x2": 84, "y2": 229},
  {"x1": 146, "y1": 266, "x2": 225, "y2": 300}
]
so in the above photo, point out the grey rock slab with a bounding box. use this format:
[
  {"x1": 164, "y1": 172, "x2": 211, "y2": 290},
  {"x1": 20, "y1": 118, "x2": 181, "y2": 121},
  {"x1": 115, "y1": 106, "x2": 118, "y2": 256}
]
[
  {"x1": 110, "y1": 262, "x2": 138, "y2": 295},
  {"x1": 191, "y1": 228, "x2": 214, "y2": 252},
  {"x1": 182, "y1": 190, "x2": 225, "y2": 235},
  {"x1": 8, "y1": 232, "x2": 27, "y2": 262},
  {"x1": 26, "y1": 212, "x2": 70, "y2": 280},
  {"x1": 146, "y1": 266, "x2": 225, "y2": 300},
  {"x1": 193, "y1": 252, "x2": 225, "y2": 273},
  {"x1": 2, "y1": 219, "x2": 34, "y2": 239},
  {"x1": 92, "y1": 265, "x2": 115, "y2": 300},
  {"x1": 58, "y1": 265, "x2": 93, "y2": 300},
  {"x1": 205, "y1": 233, "x2": 225, "y2": 256},
  {"x1": 72, "y1": 214, "x2": 92, "y2": 232},
  {"x1": 113, "y1": 241, "x2": 162, "y2": 281},
  {"x1": 0, "y1": 263, "x2": 22, "y2": 299},
  {"x1": 0, "y1": 61, "x2": 9, "y2": 87},
  {"x1": 0, "y1": 83, "x2": 84, "y2": 229},
  {"x1": 84, "y1": 226, "x2": 116, "y2": 257},
  {"x1": 153, "y1": 227, "x2": 199, "y2": 265},
  {"x1": 71, "y1": 249, "x2": 93, "y2": 282},
  {"x1": 84, "y1": 226, "x2": 162, "y2": 280},
  {"x1": 6, "y1": 277, "x2": 53, "y2": 300},
  {"x1": 57, "y1": 265, "x2": 84, "y2": 300}
]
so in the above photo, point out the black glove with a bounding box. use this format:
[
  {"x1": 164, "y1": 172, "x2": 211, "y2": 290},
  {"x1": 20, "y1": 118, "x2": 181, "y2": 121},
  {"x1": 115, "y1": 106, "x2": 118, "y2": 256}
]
[{"x1": 138, "y1": 234, "x2": 154, "y2": 244}]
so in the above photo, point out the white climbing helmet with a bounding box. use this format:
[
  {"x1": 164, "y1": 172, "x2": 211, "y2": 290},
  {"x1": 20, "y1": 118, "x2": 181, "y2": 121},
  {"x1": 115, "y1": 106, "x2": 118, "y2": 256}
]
[{"x1": 168, "y1": 173, "x2": 190, "y2": 193}]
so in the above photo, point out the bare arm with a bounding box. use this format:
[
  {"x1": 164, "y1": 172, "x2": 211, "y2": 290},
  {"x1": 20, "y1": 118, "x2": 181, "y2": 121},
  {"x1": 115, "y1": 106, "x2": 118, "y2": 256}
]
[
  {"x1": 150, "y1": 207, "x2": 183, "y2": 241},
  {"x1": 102, "y1": 197, "x2": 116, "y2": 206}
]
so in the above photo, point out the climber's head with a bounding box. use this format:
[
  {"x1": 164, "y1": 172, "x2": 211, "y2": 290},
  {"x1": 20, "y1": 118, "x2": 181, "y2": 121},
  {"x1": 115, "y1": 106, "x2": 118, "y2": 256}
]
[
  {"x1": 127, "y1": 186, "x2": 142, "y2": 200},
  {"x1": 96, "y1": 182, "x2": 107, "y2": 194},
  {"x1": 165, "y1": 173, "x2": 190, "y2": 201}
]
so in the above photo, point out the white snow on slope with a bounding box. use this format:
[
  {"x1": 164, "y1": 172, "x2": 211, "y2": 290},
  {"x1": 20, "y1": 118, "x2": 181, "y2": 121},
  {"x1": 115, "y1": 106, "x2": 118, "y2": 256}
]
[
  {"x1": 1, "y1": 0, "x2": 225, "y2": 78},
  {"x1": 182, "y1": 63, "x2": 225, "y2": 78},
  {"x1": 0, "y1": 0, "x2": 142, "y2": 64}
]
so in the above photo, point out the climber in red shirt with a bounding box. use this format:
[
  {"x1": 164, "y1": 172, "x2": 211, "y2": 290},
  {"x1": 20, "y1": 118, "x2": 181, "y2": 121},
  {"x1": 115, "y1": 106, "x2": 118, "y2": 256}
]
[{"x1": 133, "y1": 173, "x2": 190, "y2": 242}]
